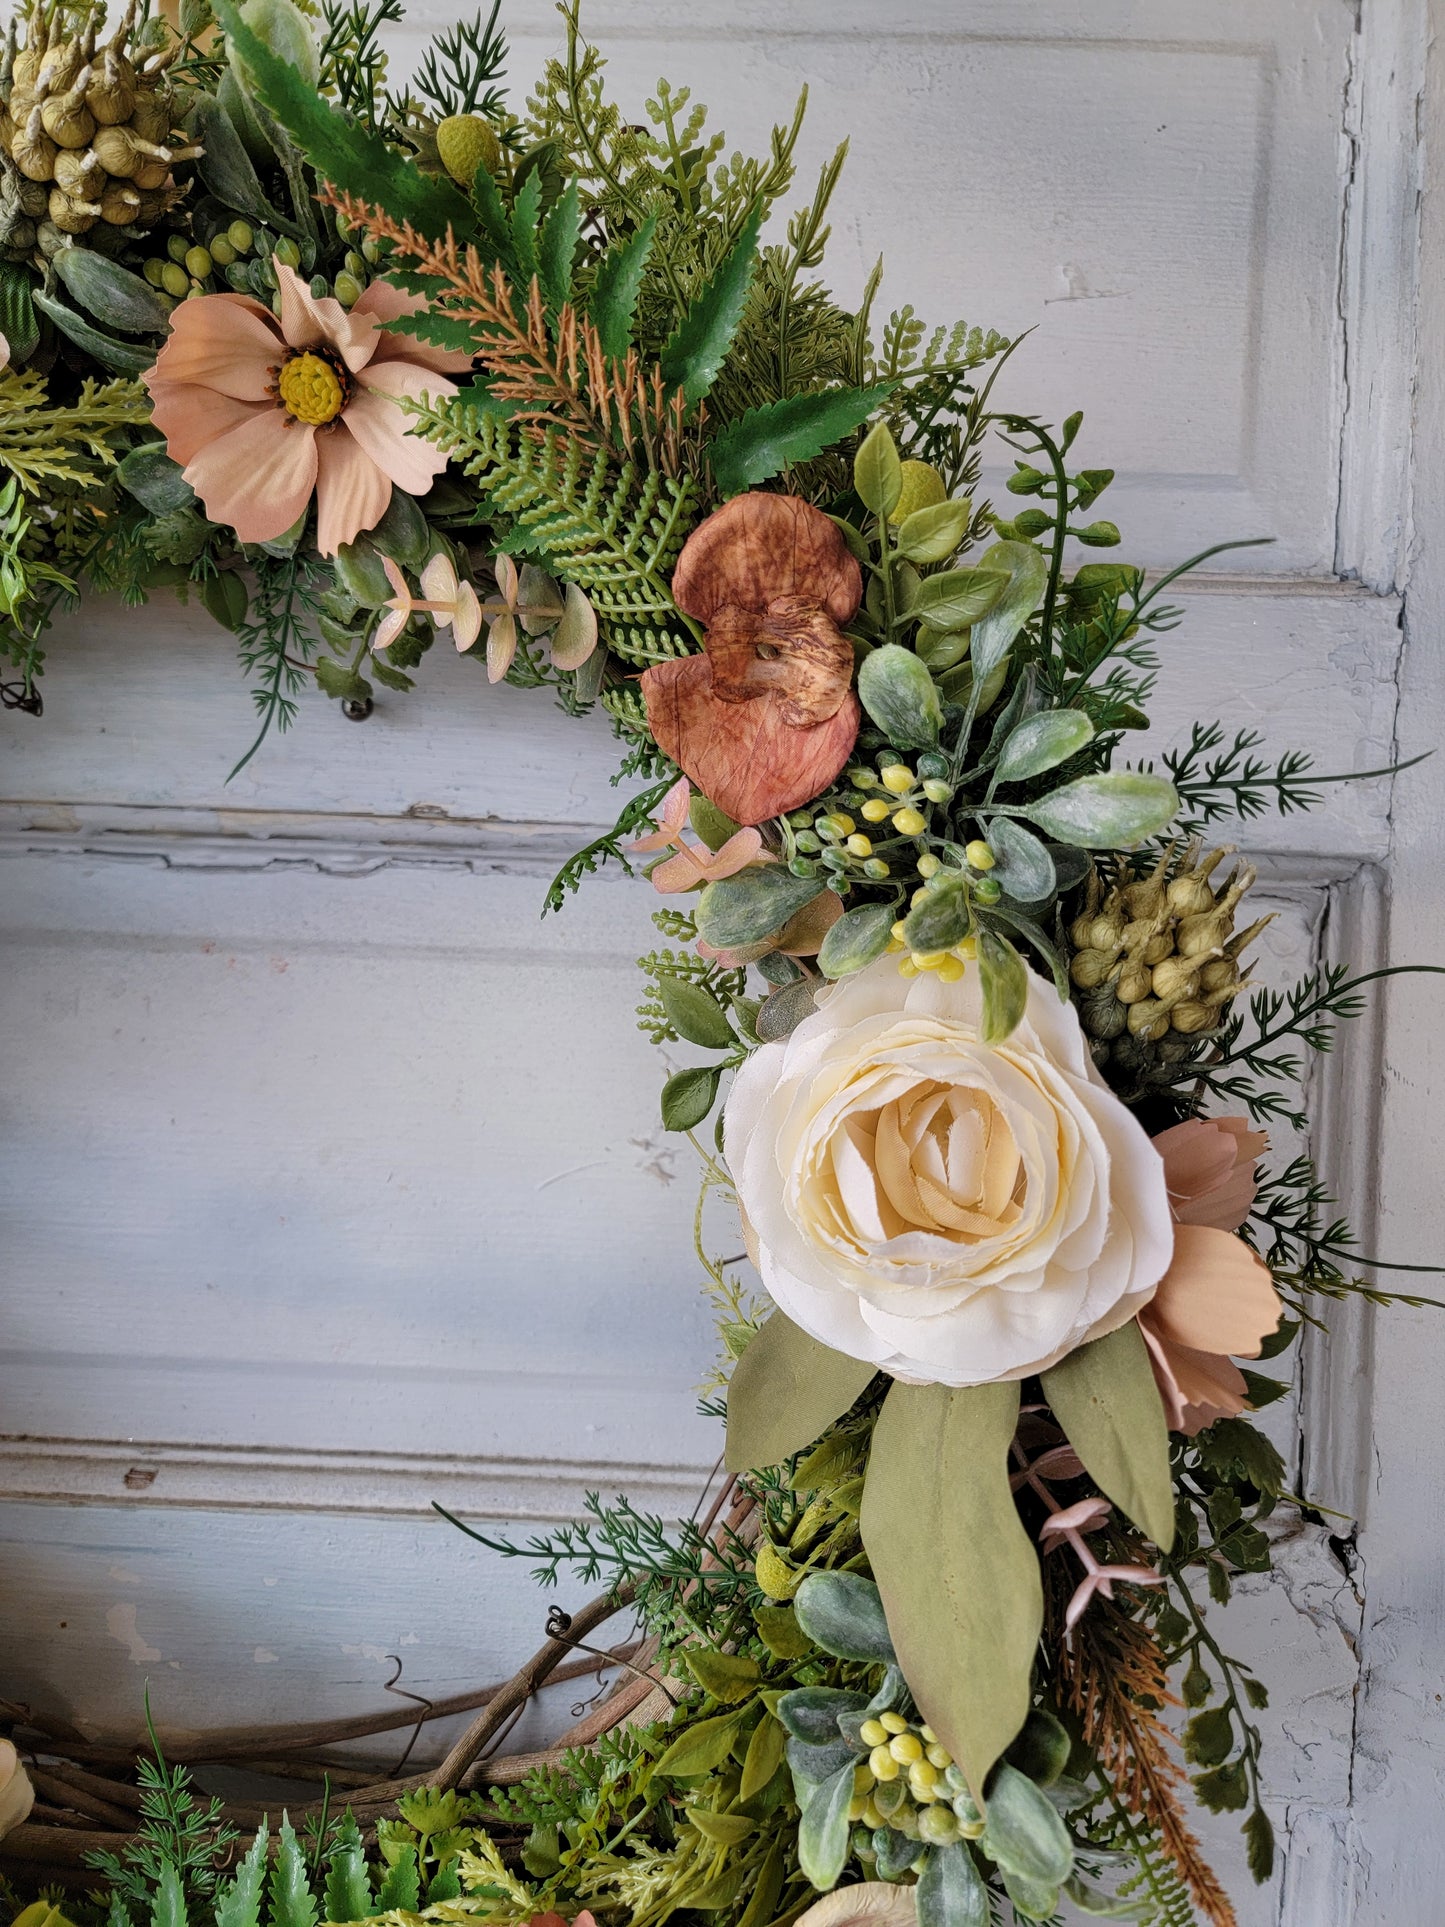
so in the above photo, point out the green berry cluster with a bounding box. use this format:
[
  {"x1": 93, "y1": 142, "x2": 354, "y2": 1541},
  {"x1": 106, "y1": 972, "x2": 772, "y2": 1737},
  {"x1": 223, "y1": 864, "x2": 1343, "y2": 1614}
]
[
  {"x1": 847, "y1": 1712, "x2": 985, "y2": 1852},
  {"x1": 140, "y1": 219, "x2": 381, "y2": 315}
]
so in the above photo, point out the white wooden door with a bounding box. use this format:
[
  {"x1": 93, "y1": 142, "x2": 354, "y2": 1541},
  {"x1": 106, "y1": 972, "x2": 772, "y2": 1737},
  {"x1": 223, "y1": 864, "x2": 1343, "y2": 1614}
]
[{"x1": 2, "y1": 2, "x2": 1440, "y2": 1916}]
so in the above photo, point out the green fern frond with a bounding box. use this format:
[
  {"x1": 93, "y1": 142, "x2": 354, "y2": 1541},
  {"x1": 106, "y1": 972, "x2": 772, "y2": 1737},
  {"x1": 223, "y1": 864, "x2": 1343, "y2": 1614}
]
[
  {"x1": 0, "y1": 370, "x2": 150, "y2": 492},
  {"x1": 413, "y1": 399, "x2": 697, "y2": 666}
]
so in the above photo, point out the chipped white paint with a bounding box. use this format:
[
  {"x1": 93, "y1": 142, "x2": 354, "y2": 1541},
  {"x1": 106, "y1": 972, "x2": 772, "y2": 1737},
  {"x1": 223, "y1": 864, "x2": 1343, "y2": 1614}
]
[{"x1": 0, "y1": 2, "x2": 1438, "y2": 1919}]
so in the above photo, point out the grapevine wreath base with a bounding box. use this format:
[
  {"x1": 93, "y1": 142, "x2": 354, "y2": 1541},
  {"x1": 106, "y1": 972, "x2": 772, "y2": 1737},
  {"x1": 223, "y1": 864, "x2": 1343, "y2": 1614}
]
[{"x1": 1, "y1": 0, "x2": 1441, "y2": 1923}]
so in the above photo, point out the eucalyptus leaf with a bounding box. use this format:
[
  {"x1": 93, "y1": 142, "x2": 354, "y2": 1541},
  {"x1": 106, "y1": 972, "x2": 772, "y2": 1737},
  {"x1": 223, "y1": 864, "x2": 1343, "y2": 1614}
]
[
  {"x1": 659, "y1": 977, "x2": 735, "y2": 1051},
  {"x1": 968, "y1": 540, "x2": 1048, "y2": 681},
  {"x1": 981, "y1": 819, "x2": 1055, "y2": 903},
  {"x1": 696, "y1": 866, "x2": 825, "y2": 949},
  {"x1": 818, "y1": 902, "x2": 899, "y2": 978},
  {"x1": 981, "y1": 1764, "x2": 1073, "y2": 1885},
  {"x1": 854, "y1": 420, "x2": 902, "y2": 516},
  {"x1": 793, "y1": 1571, "x2": 897, "y2": 1665},
  {"x1": 915, "y1": 1841, "x2": 989, "y2": 1927},
  {"x1": 860, "y1": 1380, "x2": 1041, "y2": 1797},
  {"x1": 53, "y1": 249, "x2": 172, "y2": 336},
  {"x1": 798, "y1": 1761, "x2": 855, "y2": 1890},
  {"x1": 1040, "y1": 1321, "x2": 1175, "y2": 1550},
  {"x1": 32, "y1": 292, "x2": 153, "y2": 375},
  {"x1": 857, "y1": 643, "x2": 943, "y2": 748},
  {"x1": 537, "y1": 178, "x2": 581, "y2": 311},
  {"x1": 1022, "y1": 772, "x2": 1179, "y2": 848},
  {"x1": 116, "y1": 443, "x2": 196, "y2": 517},
  {"x1": 187, "y1": 91, "x2": 294, "y2": 232},
  {"x1": 894, "y1": 498, "x2": 971, "y2": 565},
  {"x1": 660, "y1": 1063, "x2": 722, "y2": 1132},
  {"x1": 912, "y1": 567, "x2": 1007, "y2": 633},
  {"x1": 977, "y1": 926, "x2": 1030, "y2": 1044},
  {"x1": 756, "y1": 977, "x2": 819, "y2": 1041},
  {"x1": 725, "y1": 1311, "x2": 877, "y2": 1474},
  {"x1": 994, "y1": 709, "x2": 1095, "y2": 785}
]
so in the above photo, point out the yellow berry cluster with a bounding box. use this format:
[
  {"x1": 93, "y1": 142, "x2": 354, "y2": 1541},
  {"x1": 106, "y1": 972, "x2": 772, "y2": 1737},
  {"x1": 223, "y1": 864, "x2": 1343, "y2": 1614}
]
[{"x1": 847, "y1": 1713, "x2": 985, "y2": 1848}]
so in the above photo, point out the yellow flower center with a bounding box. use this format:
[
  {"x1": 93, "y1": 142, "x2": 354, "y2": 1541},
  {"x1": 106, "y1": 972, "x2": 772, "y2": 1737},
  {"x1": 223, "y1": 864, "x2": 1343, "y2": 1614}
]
[{"x1": 277, "y1": 351, "x2": 346, "y2": 426}]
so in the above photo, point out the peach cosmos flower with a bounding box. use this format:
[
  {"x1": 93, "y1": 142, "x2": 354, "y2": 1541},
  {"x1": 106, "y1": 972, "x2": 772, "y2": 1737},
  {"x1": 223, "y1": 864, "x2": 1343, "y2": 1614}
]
[
  {"x1": 143, "y1": 267, "x2": 472, "y2": 557},
  {"x1": 1139, "y1": 1116, "x2": 1282, "y2": 1434}
]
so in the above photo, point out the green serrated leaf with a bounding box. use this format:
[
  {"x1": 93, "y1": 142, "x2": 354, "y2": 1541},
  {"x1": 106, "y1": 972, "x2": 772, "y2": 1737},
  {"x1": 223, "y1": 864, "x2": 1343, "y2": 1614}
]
[
  {"x1": 1040, "y1": 1322, "x2": 1175, "y2": 1551},
  {"x1": 1022, "y1": 772, "x2": 1179, "y2": 849},
  {"x1": 725, "y1": 1310, "x2": 876, "y2": 1474},
  {"x1": 854, "y1": 420, "x2": 902, "y2": 517},
  {"x1": 861, "y1": 1380, "x2": 1041, "y2": 1796},
  {"x1": 658, "y1": 976, "x2": 736, "y2": 1050},
  {"x1": 1244, "y1": 1804, "x2": 1275, "y2": 1882},
  {"x1": 994, "y1": 709, "x2": 1095, "y2": 785},
  {"x1": 661, "y1": 1062, "x2": 722, "y2": 1131},
  {"x1": 591, "y1": 214, "x2": 657, "y2": 359},
  {"x1": 374, "y1": 1846, "x2": 419, "y2": 1915},
  {"x1": 1193, "y1": 1760, "x2": 1249, "y2": 1813},
  {"x1": 268, "y1": 1818, "x2": 317, "y2": 1927},
  {"x1": 324, "y1": 1817, "x2": 371, "y2": 1923},
  {"x1": 1183, "y1": 1707, "x2": 1234, "y2": 1768},
  {"x1": 151, "y1": 1864, "x2": 188, "y2": 1927},
  {"x1": 708, "y1": 384, "x2": 894, "y2": 497},
  {"x1": 510, "y1": 168, "x2": 543, "y2": 281},
  {"x1": 314, "y1": 656, "x2": 372, "y2": 702},
  {"x1": 660, "y1": 206, "x2": 763, "y2": 407},
  {"x1": 217, "y1": 1824, "x2": 268, "y2": 1927}
]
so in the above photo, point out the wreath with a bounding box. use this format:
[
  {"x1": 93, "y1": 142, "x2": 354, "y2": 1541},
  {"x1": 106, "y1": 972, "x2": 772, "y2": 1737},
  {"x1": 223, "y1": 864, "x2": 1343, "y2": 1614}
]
[{"x1": 1, "y1": 3, "x2": 1438, "y2": 1925}]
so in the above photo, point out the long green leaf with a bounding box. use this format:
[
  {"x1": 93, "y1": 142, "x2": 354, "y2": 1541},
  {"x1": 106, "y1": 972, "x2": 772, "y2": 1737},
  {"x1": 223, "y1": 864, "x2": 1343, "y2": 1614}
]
[
  {"x1": 213, "y1": 0, "x2": 471, "y2": 241},
  {"x1": 708, "y1": 384, "x2": 893, "y2": 496},
  {"x1": 1040, "y1": 1321, "x2": 1175, "y2": 1550},
  {"x1": 797, "y1": 1761, "x2": 855, "y2": 1890},
  {"x1": 0, "y1": 263, "x2": 38, "y2": 363},
  {"x1": 860, "y1": 1380, "x2": 1041, "y2": 1796},
  {"x1": 916, "y1": 1841, "x2": 989, "y2": 1927},
  {"x1": 151, "y1": 1865, "x2": 187, "y2": 1927},
  {"x1": 538, "y1": 179, "x2": 581, "y2": 312},
  {"x1": 660, "y1": 205, "x2": 763, "y2": 407},
  {"x1": 32, "y1": 292, "x2": 153, "y2": 376},
  {"x1": 1021, "y1": 771, "x2": 1178, "y2": 848},
  {"x1": 590, "y1": 214, "x2": 657, "y2": 359},
  {"x1": 968, "y1": 540, "x2": 1048, "y2": 682},
  {"x1": 509, "y1": 168, "x2": 542, "y2": 282},
  {"x1": 216, "y1": 1824, "x2": 268, "y2": 1927},
  {"x1": 268, "y1": 1816, "x2": 318, "y2": 1927},
  {"x1": 725, "y1": 1311, "x2": 877, "y2": 1474}
]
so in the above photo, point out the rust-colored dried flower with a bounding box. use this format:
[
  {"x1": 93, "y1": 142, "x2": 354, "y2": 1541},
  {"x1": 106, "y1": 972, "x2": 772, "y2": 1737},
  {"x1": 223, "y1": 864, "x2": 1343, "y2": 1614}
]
[{"x1": 641, "y1": 492, "x2": 863, "y2": 824}]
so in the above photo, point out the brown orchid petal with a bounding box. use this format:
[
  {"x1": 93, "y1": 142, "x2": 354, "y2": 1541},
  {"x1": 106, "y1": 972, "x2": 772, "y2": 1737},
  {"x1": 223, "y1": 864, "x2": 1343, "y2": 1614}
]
[
  {"x1": 641, "y1": 654, "x2": 861, "y2": 825},
  {"x1": 705, "y1": 595, "x2": 856, "y2": 725},
  {"x1": 1145, "y1": 1223, "x2": 1281, "y2": 1357},
  {"x1": 672, "y1": 491, "x2": 863, "y2": 625}
]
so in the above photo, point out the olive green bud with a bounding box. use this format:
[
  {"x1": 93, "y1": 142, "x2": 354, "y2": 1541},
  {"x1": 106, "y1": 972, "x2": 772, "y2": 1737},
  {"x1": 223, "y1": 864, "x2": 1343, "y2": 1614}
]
[
  {"x1": 142, "y1": 257, "x2": 167, "y2": 287},
  {"x1": 973, "y1": 875, "x2": 1002, "y2": 906},
  {"x1": 332, "y1": 270, "x2": 361, "y2": 307},
  {"x1": 160, "y1": 260, "x2": 188, "y2": 298},
  {"x1": 184, "y1": 245, "x2": 211, "y2": 280},
  {"x1": 361, "y1": 234, "x2": 382, "y2": 264},
  {"x1": 209, "y1": 234, "x2": 236, "y2": 267},
  {"x1": 309, "y1": 272, "x2": 328, "y2": 299},
  {"x1": 344, "y1": 248, "x2": 365, "y2": 277},
  {"x1": 272, "y1": 236, "x2": 300, "y2": 270},
  {"x1": 166, "y1": 233, "x2": 190, "y2": 264},
  {"x1": 227, "y1": 219, "x2": 254, "y2": 253}
]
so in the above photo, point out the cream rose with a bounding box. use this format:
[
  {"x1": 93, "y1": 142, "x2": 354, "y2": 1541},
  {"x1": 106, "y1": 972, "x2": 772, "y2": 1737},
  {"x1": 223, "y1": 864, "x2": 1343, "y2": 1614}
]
[{"x1": 725, "y1": 957, "x2": 1175, "y2": 1386}]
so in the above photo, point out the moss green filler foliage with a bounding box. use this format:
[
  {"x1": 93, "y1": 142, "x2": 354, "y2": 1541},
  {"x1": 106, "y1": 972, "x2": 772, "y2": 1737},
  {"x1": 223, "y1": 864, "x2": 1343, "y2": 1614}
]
[{"x1": 5, "y1": 2, "x2": 1444, "y2": 1923}]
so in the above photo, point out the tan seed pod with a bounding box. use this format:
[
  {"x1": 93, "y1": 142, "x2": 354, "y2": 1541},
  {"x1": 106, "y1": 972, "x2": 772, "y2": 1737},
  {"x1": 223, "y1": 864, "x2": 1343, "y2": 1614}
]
[
  {"x1": 51, "y1": 144, "x2": 101, "y2": 195},
  {"x1": 1142, "y1": 929, "x2": 1174, "y2": 966},
  {"x1": 1152, "y1": 952, "x2": 1212, "y2": 1001},
  {"x1": 85, "y1": 47, "x2": 136, "y2": 126},
  {"x1": 1069, "y1": 911, "x2": 1097, "y2": 951},
  {"x1": 1116, "y1": 961, "x2": 1154, "y2": 1004},
  {"x1": 1198, "y1": 957, "x2": 1242, "y2": 997},
  {"x1": 12, "y1": 45, "x2": 43, "y2": 96},
  {"x1": 37, "y1": 40, "x2": 84, "y2": 98},
  {"x1": 13, "y1": 105, "x2": 57, "y2": 180},
  {"x1": 98, "y1": 176, "x2": 142, "y2": 223},
  {"x1": 1070, "y1": 947, "x2": 1121, "y2": 991},
  {"x1": 17, "y1": 174, "x2": 48, "y2": 217},
  {"x1": 131, "y1": 156, "x2": 172, "y2": 190},
  {"x1": 1077, "y1": 981, "x2": 1129, "y2": 1040},
  {"x1": 1120, "y1": 844, "x2": 1174, "y2": 921},
  {"x1": 40, "y1": 78, "x2": 96, "y2": 149},
  {"x1": 127, "y1": 80, "x2": 173, "y2": 143},
  {"x1": 90, "y1": 122, "x2": 170, "y2": 178},
  {"x1": 1127, "y1": 996, "x2": 1175, "y2": 1042},
  {"x1": 1088, "y1": 911, "x2": 1125, "y2": 951},
  {"x1": 1176, "y1": 908, "x2": 1234, "y2": 958},
  {"x1": 47, "y1": 184, "x2": 100, "y2": 230},
  {"x1": 1224, "y1": 912, "x2": 1276, "y2": 961}
]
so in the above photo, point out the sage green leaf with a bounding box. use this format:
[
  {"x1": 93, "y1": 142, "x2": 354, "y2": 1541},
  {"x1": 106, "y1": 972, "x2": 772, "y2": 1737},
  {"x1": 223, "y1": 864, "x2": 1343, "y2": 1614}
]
[
  {"x1": 152, "y1": 1864, "x2": 188, "y2": 1927},
  {"x1": 818, "y1": 902, "x2": 898, "y2": 979},
  {"x1": 1183, "y1": 1707, "x2": 1233, "y2": 1767},
  {"x1": 1004, "y1": 1708, "x2": 1071, "y2": 1787},
  {"x1": 117, "y1": 444, "x2": 196, "y2": 517},
  {"x1": 1022, "y1": 772, "x2": 1179, "y2": 848},
  {"x1": 793, "y1": 1571, "x2": 896, "y2": 1665},
  {"x1": 754, "y1": 1603, "x2": 813, "y2": 1660},
  {"x1": 968, "y1": 541, "x2": 1048, "y2": 681},
  {"x1": 787, "y1": 1730, "x2": 858, "y2": 1784},
  {"x1": 857, "y1": 643, "x2": 943, "y2": 748},
  {"x1": 656, "y1": 1707, "x2": 748, "y2": 1778},
  {"x1": 916, "y1": 627, "x2": 970, "y2": 672},
  {"x1": 860, "y1": 1380, "x2": 1042, "y2": 1796},
  {"x1": 268, "y1": 1818, "x2": 317, "y2": 1927},
  {"x1": 591, "y1": 213, "x2": 657, "y2": 358},
  {"x1": 689, "y1": 792, "x2": 742, "y2": 851},
  {"x1": 324, "y1": 1818, "x2": 371, "y2": 1924},
  {"x1": 1040, "y1": 1321, "x2": 1175, "y2": 1550},
  {"x1": 52, "y1": 250, "x2": 171, "y2": 336},
  {"x1": 374, "y1": 1847, "x2": 419, "y2": 1915},
  {"x1": 537, "y1": 178, "x2": 580, "y2": 310},
  {"x1": 982, "y1": 819, "x2": 1055, "y2": 904},
  {"x1": 216, "y1": 1826, "x2": 267, "y2": 1927},
  {"x1": 894, "y1": 498, "x2": 972, "y2": 566},
  {"x1": 213, "y1": 0, "x2": 472, "y2": 241},
  {"x1": 999, "y1": 1869, "x2": 1060, "y2": 1922},
  {"x1": 1064, "y1": 1875, "x2": 1156, "y2": 1919},
  {"x1": 913, "y1": 567, "x2": 1008, "y2": 633},
  {"x1": 725, "y1": 1310, "x2": 877, "y2": 1474},
  {"x1": 201, "y1": 570, "x2": 249, "y2": 635},
  {"x1": 798, "y1": 1761, "x2": 855, "y2": 1890},
  {"x1": 313, "y1": 657, "x2": 371, "y2": 702},
  {"x1": 0, "y1": 264, "x2": 38, "y2": 364},
  {"x1": 776, "y1": 1686, "x2": 871, "y2": 1743},
  {"x1": 756, "y1": 978, "x2": 818, "y2": 1041},
  {"x1": 902, "y1": 879, "x2": 971, "y2": 956},
  {"x1": 977, "y1": 926, "x2": 1029, "y2": 1044},
  {"x1": 683, "y1": 1647, "x2": 761, "y2": 1703},
  {"x1": 660, "y1": 1063, "x2": 722, "y2": 1132},
  {"x1": 187, "y1": 92, "x2": 293, "y2": 232},
  {"x1": 740, "y1": 1710, "x2": 787, "y2": 1800},
  {"x1": 32, "y1": 292, "x2": 153, "y2": 375},
  {"x1": 994, "y1": 709, "x2": 1095, "y2": 786},
  {"x1": 876, "y1": 1828, "x2": 926, "y2": 1880},
  {"x1": 697, "y1": 866, "x2": 825, "y2": 949},
  {"x1": 710, "y1": 385, "x2": 894, "y2": 498},
  {"x1": 1245, "y1": 1805, "x2": 1276, "y2": 1883},
  {"x1": 659, "y1": 977, "x2": 735, "y2": 1051},
  {"x1": 660, "y1": 205, "x2": 763, "y2": 406},
  {"x1": 916, "y1": 1841, "x2": 989, "y2": 1927},
  {"x1": 854, "y1": 419, "x2": 902, "y2": 516},
  {"x1": 981, "y1": 1764, "x2": 1072, "y2": 1884}
]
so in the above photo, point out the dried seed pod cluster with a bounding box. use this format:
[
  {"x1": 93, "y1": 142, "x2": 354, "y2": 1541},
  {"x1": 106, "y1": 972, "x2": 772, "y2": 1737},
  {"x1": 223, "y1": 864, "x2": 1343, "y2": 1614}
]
[
  {"x1": 1069, "y1": 841, "x2": 1274, "y2": 1065},
  {"x1": 0, "y1": 1, "x2": 199, "y2": 249}
]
